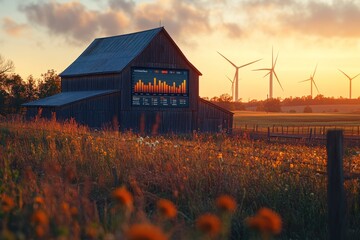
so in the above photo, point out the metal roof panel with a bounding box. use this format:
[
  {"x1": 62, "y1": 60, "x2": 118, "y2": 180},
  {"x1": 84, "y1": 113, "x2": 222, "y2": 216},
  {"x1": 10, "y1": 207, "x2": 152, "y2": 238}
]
[
  {"x1": 22, "y1": 90, "x2": 119, "y2": 107},
  {"x1": 60, "y1": 28, "x2": 163, "y2": 77}
]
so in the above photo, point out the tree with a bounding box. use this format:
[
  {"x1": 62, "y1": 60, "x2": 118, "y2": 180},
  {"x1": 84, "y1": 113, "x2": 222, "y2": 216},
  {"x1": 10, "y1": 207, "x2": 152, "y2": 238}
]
[
  {"x1": 24, "y1": 75, "x2": 39, "y2": 102},
  {"x1": 218, "y1": 93, "x2": 232, "y2": 102},
  {"x1": 38, "y1": 69, "x2": 61, "y2": 98},
  {"x1": 263, "y1": 98, "x2": 282, "y2": 112},
  {"x1": 0, "y1": 55, "x2": 14, "y2": 75}
]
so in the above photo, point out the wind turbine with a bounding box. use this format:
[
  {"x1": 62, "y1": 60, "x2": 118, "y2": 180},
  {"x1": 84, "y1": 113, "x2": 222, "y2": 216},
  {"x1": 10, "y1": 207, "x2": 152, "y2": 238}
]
[
  {"x1": 253, "y1": 47, "x2": 283, "y2": 99},
  {"x1": 299, "y1": 64, "x2": 320, "y2": 98},
  {"x1": 338, "y1": 69, "x2": 360, "y2": 99},
  {"x1": 226, "y1": 75, "x2": 235, "y2": 101},
  {"x1": 218, "y1": 52, "x2": 261, "y2": 102}
]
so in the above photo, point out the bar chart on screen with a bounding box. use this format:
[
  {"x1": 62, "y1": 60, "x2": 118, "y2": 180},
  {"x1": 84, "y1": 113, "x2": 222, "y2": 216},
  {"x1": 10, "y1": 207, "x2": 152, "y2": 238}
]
[{"x1": 131, "y1": 68, "x2": 189, "y2": 107}]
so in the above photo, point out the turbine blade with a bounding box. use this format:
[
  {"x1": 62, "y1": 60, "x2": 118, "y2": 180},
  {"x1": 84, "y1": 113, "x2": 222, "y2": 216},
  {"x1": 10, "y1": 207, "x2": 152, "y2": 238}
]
[
  {"x1": 226, "y1": 75, "x2": 233, "y2": 83},
  {"x1": 353, "y1": 73, "x2": 360, "y2": 79},
  {"x1": 273, "y1": 52, "x2": 279, "y2": 68},
  {"x1": 338, "y1": 69, "x2": 351, "y2": 80},
  {"x1": 217, "y1": 51, "x2": 237, "y2": 68},
  {"x1": 263, "y1": 72, "x2": 270, "y2": 78},
  {"x1": 299, "y1": 79, "x2": 311, "y2": 83},
  {"x1": 253, "y1": 68, "x2": 271, "y2": 71},
  {"x1": 313, "y1": 80, "x2": 320, "y2": 93},
  {"x1": 274, "y1": 71, "x2": 283, "y2": 91},
  {"x1": 238, "y1": 59, "x2": 262, "y2": 68},
  {"x1": 312, "y1": 64, "x2": 318, "y2": 78}
]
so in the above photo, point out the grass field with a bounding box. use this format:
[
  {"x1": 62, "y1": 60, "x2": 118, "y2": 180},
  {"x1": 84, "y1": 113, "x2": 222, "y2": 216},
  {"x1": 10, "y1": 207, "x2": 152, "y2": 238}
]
[
  {"x1": 233, "y1": 111, "x2": 360, "y2": 128},
  {"x1": 1, "y1": 119, "x2": 360, "y2": 239}
]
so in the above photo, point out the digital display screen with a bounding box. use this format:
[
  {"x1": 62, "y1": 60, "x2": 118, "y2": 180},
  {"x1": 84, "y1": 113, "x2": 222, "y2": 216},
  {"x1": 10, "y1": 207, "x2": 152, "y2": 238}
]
[{"x1": 131, "y1": 67, "x2": 189, "y2": 107}]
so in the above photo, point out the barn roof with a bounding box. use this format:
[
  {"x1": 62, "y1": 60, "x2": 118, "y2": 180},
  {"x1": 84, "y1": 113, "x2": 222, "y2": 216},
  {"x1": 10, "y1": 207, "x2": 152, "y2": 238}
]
[
  {"x1": 22, "y1": 90, "x2": 119, "y2": 107},
  {"x1": 60, "y1": 27, "x2": 201, "y2": 77}
]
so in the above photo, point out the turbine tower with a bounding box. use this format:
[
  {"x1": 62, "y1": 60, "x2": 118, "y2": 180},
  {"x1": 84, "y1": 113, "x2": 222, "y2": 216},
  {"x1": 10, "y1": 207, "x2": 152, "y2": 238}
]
[
  {"x1": 299, "y1": 64, "x2": 320, "y2": 98},
  {"x1": 338, "y1": 69, "x2": 360, "y2": 99},
  {"x1": 253, "y1": 47, "x2": 283, "y2": 99},
  {"x1": 226, "y1": 75, "x2": 235, "y2": 101},
  {"x1": 218, "y1": 52, "x2": 261, "y2": 101}
]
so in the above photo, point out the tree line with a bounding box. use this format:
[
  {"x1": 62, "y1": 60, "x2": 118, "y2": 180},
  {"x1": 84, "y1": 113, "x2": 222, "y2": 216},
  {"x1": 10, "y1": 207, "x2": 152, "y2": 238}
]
[{"x1": 0, "y1": 55, "x2": 60, "y2": 116}]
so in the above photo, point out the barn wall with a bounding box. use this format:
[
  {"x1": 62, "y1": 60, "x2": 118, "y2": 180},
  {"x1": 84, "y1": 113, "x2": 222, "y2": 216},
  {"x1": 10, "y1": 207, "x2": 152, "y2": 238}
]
[
  {"x1": 198, "y1": 99, "x2": 233, "y2": 133},
  {"x1": 120, "y1": 109, "x2": 193, "y2": 134},
  {"x1": 25, "y1": 93, "x2": 120, "y2": 129},
  {"x1": 61, "y1": 74, "x2": 120, "y2": 91}
]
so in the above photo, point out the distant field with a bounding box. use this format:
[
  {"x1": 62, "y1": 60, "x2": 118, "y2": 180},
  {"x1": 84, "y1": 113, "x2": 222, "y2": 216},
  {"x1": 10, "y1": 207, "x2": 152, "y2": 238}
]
[
  {"x1": 246, "y1": 104, "x2": 360, "y2": 114},
  {"x1": 233, "y1": 111, "x2": 360, "y2": 128}
]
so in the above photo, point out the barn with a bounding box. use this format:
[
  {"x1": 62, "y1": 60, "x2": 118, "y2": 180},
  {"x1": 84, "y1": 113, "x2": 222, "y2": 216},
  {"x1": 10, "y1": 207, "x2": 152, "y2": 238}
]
[{"x1": 23, "y1": 27, "x2": 233, "y2": 133}]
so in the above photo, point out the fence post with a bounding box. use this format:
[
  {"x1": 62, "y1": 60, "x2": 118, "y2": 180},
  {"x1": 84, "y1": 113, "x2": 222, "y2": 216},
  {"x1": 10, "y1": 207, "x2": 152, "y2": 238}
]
[
  {"x1": 326, "y1": 130, "x2": 345, "y2": 240},
  {"x1": 267, "y1": 127, "x2": 270, "y2": 142}
]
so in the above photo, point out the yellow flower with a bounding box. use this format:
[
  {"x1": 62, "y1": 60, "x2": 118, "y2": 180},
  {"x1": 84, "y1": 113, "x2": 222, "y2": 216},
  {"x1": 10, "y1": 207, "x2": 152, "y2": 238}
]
[
  {"x1": 112, "y1": 187, "x2": 133, "y2": 209},
  {"x1": 246, "y1": 207, "x2": 282, "y2": 235},
  {"x1": 126, "y1": 223, "x2": 168, "y2": 240},
  {"x1": 216, "y1": 195, "x2": 237, "y2": 214},
  {"x1": 157, "y1": 199, "x2": 177, "y2": 219},
  {"x1": 196, "y1": 213, "x2": 221, "y2": 237}
]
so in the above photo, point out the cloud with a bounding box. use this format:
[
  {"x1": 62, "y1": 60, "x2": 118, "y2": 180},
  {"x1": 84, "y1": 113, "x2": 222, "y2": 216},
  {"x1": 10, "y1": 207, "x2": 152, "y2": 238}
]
[
  {"x1": 280, "y1": 1, "x2": 360, "y2": 38},
  {"x1": 20, "y1": 1, "x2": 129, "y2": 44},
  {"x1": 134, "y1": 0, "x2": 212, "y2": 45},
  {"x1": 222, "y1": 22, "x2": 244, "y2": 39},
  {"x1": 2, "y1": 17, "x2": 29, "y2": 37},
  {"x1": 237, "y1": 0, "x2": 360, "y2": 38},
  {"x1": 108, "y1": 0, "x2": 135, "y2": 13},
  {"x1": 19, "y1": 0, "x2": 212, "y2": 46}
]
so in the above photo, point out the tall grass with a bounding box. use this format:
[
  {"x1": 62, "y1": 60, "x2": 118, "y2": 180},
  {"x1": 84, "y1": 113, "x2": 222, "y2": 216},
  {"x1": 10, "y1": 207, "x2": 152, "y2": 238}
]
[{"x1": 0, "y1": 118, "x2": 359, "y2": 239}]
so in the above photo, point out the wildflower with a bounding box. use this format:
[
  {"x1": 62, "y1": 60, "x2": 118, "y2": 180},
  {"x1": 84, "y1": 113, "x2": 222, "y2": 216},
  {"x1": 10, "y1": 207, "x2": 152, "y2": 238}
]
[
  {"x1": 1, "y1": 194, "x2": 15, "y2": 212},
  {"x1": 126, "y1": 223, "x2": 168, "y2": 240},
  {"x1": 217, "y1": 153, "x2": 223, "y2": 159},
  {"x1": 196, "y1": 213, "x2": 221, "y2": 237},
  {"x1": 246, "y1": 207, "x2": 282, "y2": 235},
  {"x1": 31, "y1": 209, "x2": 49, "y2": 226},
  {"x1": 85, "y1": 224, "x2": 99, "y2": 239},
  {"x1": 112, "y1": 187, "x2": 133, "y2": 209},
  {"x1": 34, "y1": 196, "x2": 45, "y2": 205},
  {"x1": 157, "y1": 199, "x2": 177, "y2": 219},
  {"x1": 216, "y1": 195, "x2": 237, "y2": 214},
  {"x1": 70, "y1": 206, "x2": 79, "y2": 217}
]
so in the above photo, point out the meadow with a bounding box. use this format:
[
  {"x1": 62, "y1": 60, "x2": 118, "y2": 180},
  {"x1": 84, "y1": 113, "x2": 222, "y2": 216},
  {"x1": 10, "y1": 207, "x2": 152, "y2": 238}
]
[{"x1": 1, "y1": 118, "x2": 360, "y2": 239}]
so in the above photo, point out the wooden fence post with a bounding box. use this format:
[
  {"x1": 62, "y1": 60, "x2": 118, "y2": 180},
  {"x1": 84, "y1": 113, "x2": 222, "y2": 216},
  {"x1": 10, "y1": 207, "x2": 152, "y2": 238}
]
[{"x1": 326, "y1": 130, "x2": 345, "y2": 240}]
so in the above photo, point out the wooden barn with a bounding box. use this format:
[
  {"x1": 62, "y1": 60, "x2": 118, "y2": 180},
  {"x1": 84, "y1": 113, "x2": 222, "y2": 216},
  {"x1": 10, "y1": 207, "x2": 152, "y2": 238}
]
[{"x1": 23, "y1": 27, "x2": 233, "y2": 133}]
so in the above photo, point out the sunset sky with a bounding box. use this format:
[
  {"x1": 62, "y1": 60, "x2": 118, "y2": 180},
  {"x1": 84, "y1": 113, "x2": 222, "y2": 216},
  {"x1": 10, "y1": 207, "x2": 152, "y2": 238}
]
[{"x1": 1, "y1": 0, "x2": 360, "y2": 101}]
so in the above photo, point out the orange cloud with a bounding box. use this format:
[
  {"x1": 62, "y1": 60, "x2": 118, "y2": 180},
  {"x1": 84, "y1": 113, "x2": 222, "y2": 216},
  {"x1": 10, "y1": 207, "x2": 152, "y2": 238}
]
[{"x1": 2, "y1": 17, "x2": 29, "y2": 37}]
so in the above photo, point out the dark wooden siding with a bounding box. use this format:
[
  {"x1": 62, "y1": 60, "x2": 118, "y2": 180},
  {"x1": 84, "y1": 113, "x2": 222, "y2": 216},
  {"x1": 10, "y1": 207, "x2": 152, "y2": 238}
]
[
  {"x1": 25, "y1": 92, "x2": 120, "y2": 129},
  {"x1": 120, "y1": 110, "x2": 193, "y2": 134},
  {"x1": 61, "y1": 74, "x2": 120, "y2": 91},
  {"x1": 198, "y1": 98, "x2": 233, "y2": 133}
]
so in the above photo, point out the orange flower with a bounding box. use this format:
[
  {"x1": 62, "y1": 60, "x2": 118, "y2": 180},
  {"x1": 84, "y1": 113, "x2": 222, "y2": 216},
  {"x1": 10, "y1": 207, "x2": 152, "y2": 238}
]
[
  {"x1": 216, "y1": 195, "x2": 237, "y2": 214},
  {"x1": 70, "y1": 206, "x2": 79, "y2": 217},
  {"x1": 112, "y1": 187, "x2": 133, "y2": 209},
  {"x1": 126, "y1": 223, "x2": 168, "y2": 240},
  {"x1": 34, "y1": 196, "x2": 45, "y2": 205},
  {"x1": 31, "y1": 209, "x2": 49, "y2": 226},
  {"x1": 246, "y1": 207, "x2": 282, "y2": 235},
  {"x1": 85, "y1": 224, "x2": 98, "y2": 239},
  {"x1": 1, "y1": 194, "x2": 15, "y2": 212},
  {"x1": 157, "y1": 199, "x2": 177, "y2": 219},
  {"x1": 196, "y1": 213, "x2": 221, "y2": 237}
]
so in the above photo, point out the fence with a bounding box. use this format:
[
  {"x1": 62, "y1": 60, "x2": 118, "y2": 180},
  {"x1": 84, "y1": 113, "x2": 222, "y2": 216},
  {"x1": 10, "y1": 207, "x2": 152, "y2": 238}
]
[{"x1": 233, "y1": 124, "x2": 360, "y2": 144}]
